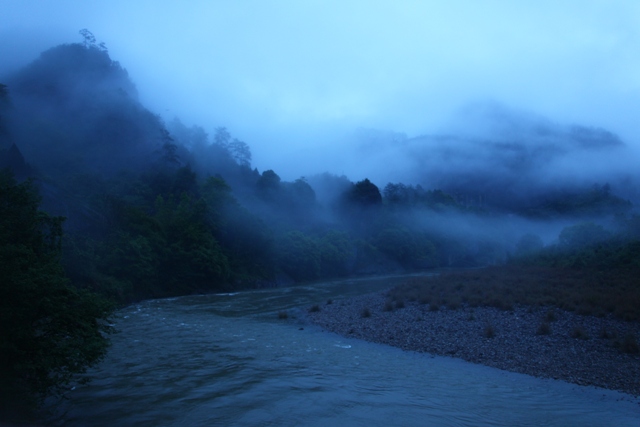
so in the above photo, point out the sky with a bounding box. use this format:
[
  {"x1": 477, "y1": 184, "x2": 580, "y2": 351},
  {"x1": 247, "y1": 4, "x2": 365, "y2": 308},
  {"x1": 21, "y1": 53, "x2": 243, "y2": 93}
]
[{"x1": 1, "y1": 0, "x2": 640, "y2": 178}]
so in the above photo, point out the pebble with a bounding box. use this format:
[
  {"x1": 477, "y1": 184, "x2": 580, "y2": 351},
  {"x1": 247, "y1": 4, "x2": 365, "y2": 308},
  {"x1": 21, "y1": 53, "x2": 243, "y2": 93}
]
[{"x1": 306, "y1": 290, "x2": 640, "y2": 396}]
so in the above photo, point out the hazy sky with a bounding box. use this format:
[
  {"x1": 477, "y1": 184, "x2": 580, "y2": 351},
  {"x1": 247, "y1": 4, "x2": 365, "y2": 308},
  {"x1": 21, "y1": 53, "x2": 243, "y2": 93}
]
[{"x1": 1, "y1": 0, "x2": 640, "y2": 177}]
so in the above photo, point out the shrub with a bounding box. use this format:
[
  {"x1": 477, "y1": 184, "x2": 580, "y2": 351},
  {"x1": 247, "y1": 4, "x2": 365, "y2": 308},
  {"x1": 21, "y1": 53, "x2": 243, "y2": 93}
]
[
  {"x1": 447, "y1": 298, "x2": 461, "y2": 310},
  {"x1": 545, "y1": 309, "x2": 557, "y2": 322},
  {"x1": 429, "y1": 303, "x2": 440, "y2": 312},
  {"x1": 536, "y1": 322, "x2": 551, "y2": 335},
  {"x1": 395, "y1": 300, "x2": 405, "y2": 309},
  {"x1": 484, "y1": 323, "x2": 496, "y2": 338},
  {"x1": 361, "y1": 307, "x2": 371, "y2": 318},
  {"x1": 277, "y1": 311, "x2": 288, "y2": 319},
  {"x1": 620, "y1": 333, "x2": 639, "y2": 354},
  {"x1": 598, "y1": 328, "x2": 614, "y2": 339},
  {"x1": 326, "y1": 299, "x2": 333, "y2": 305},
  {"x1": 309, "y1": 304, "x2": 321, "y2": 313},
  {"x1": 383, "y1": 300, "x2": 394, "y2": 312},
  {"x1": 571, "y1": 326, "x2": 589, "y2": 340}
]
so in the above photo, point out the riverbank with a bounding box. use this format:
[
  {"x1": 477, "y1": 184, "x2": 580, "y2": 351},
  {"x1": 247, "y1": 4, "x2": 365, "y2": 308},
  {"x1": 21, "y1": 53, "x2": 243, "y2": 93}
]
[{"x1": 305, "y1": 290, "x2": 640, "y2": 396}]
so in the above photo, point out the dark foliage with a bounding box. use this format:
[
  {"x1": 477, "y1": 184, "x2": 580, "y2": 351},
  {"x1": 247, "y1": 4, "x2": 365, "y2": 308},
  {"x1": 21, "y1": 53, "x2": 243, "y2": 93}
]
[
  {"x1": 0, "y1": 171, "x2": 113, "y2": 411},
  {"x1": 345, "y1": 178, "x2": 382, "y2": 207}
]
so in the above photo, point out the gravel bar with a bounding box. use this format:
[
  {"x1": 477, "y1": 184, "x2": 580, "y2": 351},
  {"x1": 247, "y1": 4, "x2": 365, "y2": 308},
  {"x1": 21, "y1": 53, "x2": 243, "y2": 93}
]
[{"x1": 306, "y1": 290, "x2": 640, "y2": 396}]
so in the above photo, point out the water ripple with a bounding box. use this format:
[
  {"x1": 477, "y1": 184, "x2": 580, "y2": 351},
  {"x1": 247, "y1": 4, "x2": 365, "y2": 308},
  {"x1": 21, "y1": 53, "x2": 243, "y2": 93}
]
[{"x1": 59, "y1": 276, "x2": 639, "y2": 426}]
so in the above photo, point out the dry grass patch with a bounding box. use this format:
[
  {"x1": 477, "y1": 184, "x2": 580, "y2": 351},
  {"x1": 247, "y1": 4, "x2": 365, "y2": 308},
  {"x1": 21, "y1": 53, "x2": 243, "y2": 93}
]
[{"x1": 388, "y1": 266, "x2": 640, "y2": 321}]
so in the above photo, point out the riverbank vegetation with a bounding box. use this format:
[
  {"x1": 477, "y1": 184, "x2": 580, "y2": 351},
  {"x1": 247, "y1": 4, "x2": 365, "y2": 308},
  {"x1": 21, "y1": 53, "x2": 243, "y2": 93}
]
[{"x1": 0, "y1": 172, "x2": 114, "y2": 415}]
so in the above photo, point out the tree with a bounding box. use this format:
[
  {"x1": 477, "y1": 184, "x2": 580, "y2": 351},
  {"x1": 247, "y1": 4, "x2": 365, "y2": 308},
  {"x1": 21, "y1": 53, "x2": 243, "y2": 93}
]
[
  {"x1": 0, "y1": 83, "x2": 7, "y2": 104},
  {"x1": 228, "y1": 138, "x2": 252, "y2": 167},
  {"x1": 291, "y1": 177, "x2": 315, "y2": 201},
  {"x1": 0, "y1": 83, "x2": 10, "y2": 140},
  {"x1": 159, "y1": 128, "x2": 180, "y2": 165},
  {"x1": 515, "y1": 233, "x2": 544, "y2": 256},
  {"x1": 79, "y1": 29, "x2": 96, "y2": 48},
  {"x1": 256, "y1": 169, "x2": 281, "y2": 199},
  {"x1": 0, "y1": 171, "x2": 114, "y2": 410},
  {"x1": 374, "y1": 227, "x2": 438, "y2": 269},
  {"x1": 213, "y1": 127, "x2": 231, "y2": 149},
  {"x1": 318, "y1": 230, "x2": 354, "y2": 277},
  {"x1": 276, "y1": 231, "x2": 321, "y2": 281},
  {"x1": 348, "y1": 178, "x2": 382, "y2": 206},
  {"x1": 559, "y1": 222, "x2": 610, "y2": 249}
]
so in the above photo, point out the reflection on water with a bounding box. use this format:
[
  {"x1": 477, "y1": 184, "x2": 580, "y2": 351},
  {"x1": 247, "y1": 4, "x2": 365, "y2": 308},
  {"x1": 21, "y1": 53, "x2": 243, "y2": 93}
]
[{"x1": 59, "y1": 275, "x2": 639, "y2": 426}]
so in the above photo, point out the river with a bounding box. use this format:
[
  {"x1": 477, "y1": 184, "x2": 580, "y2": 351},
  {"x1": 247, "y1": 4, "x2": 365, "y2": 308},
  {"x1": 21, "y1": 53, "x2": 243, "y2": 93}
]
[{"x1": 57, "y1": 275, "x2": 639, "y2": 426}]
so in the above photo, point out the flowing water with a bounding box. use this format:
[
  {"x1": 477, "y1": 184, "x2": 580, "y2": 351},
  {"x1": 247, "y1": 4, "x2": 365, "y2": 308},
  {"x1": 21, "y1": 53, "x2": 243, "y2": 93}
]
[{"x1": 58, "y1": 275, "x2": 638, "y2": 426}]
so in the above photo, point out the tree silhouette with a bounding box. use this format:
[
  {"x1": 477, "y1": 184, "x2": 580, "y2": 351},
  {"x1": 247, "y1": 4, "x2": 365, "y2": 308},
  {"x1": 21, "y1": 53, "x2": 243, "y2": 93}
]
[
  {"x1": 229, "y1": 138, "x2": 252, "y2": 166},
  {"x1": 79, "y1": 29, "x2": 96, "y2": 48}
]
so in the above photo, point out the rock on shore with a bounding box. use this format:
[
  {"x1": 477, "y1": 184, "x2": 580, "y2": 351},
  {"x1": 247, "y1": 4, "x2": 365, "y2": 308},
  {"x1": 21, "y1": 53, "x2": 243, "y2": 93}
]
[{"x1": 306, "y1": 290, "x2": 640, "y2": 396}]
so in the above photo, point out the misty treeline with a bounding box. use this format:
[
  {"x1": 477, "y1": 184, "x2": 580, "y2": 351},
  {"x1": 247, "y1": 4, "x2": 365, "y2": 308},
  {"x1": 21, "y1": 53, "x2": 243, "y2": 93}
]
[
  {"x1": 1, "y1": 34, "x2": 640, "y2": 408},
  {"x1": 2, "y1": 36, "x2": 637, "y2": 297}
]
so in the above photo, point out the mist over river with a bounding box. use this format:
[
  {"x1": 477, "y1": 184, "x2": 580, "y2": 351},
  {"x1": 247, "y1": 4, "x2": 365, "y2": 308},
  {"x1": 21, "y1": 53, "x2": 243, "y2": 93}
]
[{"x1": 58, "y1": 275, "x2": 639, "y2": 426}]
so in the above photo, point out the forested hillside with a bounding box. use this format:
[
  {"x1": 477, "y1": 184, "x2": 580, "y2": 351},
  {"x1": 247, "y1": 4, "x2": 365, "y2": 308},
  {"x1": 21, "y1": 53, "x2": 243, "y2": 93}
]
[{"x1": 1, "y1": 37, "x2": 638, "y2": 302}]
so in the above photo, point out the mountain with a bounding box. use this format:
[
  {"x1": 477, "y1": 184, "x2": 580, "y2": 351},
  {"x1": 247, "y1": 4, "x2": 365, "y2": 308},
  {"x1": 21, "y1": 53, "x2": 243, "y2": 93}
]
[{"x1": 351, "y1": 104, "x2": 636, "y2": 218}]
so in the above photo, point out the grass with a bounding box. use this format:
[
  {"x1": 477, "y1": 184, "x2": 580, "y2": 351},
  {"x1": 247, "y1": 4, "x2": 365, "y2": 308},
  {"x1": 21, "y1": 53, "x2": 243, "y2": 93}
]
[{"x1": 387, "y1": 265, "x2": 640, "y2": 321}]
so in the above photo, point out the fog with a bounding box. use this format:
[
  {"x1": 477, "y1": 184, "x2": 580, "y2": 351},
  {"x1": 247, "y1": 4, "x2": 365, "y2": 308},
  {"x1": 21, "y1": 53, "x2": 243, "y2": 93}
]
[{"x1": 2, "y1": 0, "x2": 640, "y2": 181}]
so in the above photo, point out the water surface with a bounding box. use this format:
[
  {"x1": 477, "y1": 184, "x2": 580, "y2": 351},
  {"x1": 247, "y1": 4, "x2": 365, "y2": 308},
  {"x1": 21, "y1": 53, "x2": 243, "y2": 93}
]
[{"x1": 60, "y1": 276, "x2": 639, "y2": 426}]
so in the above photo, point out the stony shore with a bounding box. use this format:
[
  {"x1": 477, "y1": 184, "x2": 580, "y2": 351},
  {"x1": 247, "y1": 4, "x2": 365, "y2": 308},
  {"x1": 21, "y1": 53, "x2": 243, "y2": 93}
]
[{"x1": 305, "y1": 290, "x2": 640, "y2": 397}]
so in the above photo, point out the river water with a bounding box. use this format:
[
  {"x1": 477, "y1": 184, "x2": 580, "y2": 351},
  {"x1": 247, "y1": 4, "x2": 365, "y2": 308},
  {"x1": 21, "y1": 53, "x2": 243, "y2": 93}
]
[{"x1": 58, "y1": 275, "x2": 639, "y2": 426}]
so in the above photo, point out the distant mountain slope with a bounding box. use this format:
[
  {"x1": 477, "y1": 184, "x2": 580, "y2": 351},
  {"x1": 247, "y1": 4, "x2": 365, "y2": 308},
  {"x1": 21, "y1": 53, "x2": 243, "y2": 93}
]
[{"x1": 352, "y1": 104, "x2": 636, "y2": 217}]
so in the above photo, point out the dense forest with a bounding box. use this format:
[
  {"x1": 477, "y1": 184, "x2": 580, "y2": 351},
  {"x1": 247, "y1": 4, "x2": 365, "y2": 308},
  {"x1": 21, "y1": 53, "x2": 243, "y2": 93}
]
[{"x1": 1, "y1": 33, "x2": 639, "y2": 411}]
